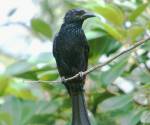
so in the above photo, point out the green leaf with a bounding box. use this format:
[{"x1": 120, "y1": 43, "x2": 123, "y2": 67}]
[
  {"x1": 0, "y1": 76, "x2": 10, "y2": 96},
  {"x1": 35, "y1": 98, "x2": 64, "y2": 115},
  {"x1": 142, "y1": 40, "x2": 150, "y2": 51},
  {"x1": 99, "y1": 94, "x2": 132, "y2": 112},
  {"x1": 27, "y1": 98, "x2": 64, "y2": 124},
  {"x1": 28, "y1": 52, "x2": 55, "y2": 66},
  {"x1": 37, "y1": 70, "x2": 58, "y2": 81},
  {"x1": 0, "y1": 97, "x2": 36, "y2": 125},
  {"x1": 119, "y1": 108, "x2": 143, "y2": 125},
  {"x1": 88, "y1": 36, "x2": 120, "y2": 63},
  {"x1": 28, "y1": 114, "x2": 55, "y2": 124},
  {"x1": 6, "y1": 86, "x2": 36, "y2": 100},
  {"x1": 138, "y1": 71, "x2": 150, "y2": 84},
  {"x1": 127, "y1": 26, "x2": 144, "y2": 41},
  {"x1": 31, "y1": 18, "x2": 52, "y2": 38},
  {"x1": 93, "y1": 4, "x2": 125, "y2": 25},
  {"x1": 129, "y1": 3, "x2": 149, "y2": 22},
  {"x1": 5, "y1": 61, "x2": 34, "y2": 76},
  {"x1": 0, "y1": 112, "x2": 12, "y2": 125},
  {"x1": 4, "y1": 61, "x2": 38, "y2": 80},
  {"x1": 0, "y1": 97, "x2": 63, "y2": 125},
  {"x1": 13, "y1": 71, "x2": 38, "y2": 80},
  {"x1": 86, "y1": 30, "x2": 106, "y2": 40},
  {"x1": 100, "y1": 57, "x2": 128, "y2": 86},
  {"x1": 100, "y1": 22, "x2": 124, "y2": 41}
]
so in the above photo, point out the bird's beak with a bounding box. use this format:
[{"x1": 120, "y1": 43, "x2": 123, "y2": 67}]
[{"x1": 82, "y1": 12, "x2": 96, "y2": 20}]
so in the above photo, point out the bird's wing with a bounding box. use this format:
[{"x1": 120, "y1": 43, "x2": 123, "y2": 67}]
[
  {"x1": 53, "y1": 34, "x2": 70, "y2": 77},
  {"x1": 52, "y1": 34, "x2": 58, "y2": 58},
  {"x1": 80, "y1": 30, "x2": 89, "y2": 71}
]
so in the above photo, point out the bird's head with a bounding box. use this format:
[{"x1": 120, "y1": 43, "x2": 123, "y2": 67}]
[{"x1": 64, "y1": 9, "x2": 95, "y2": 24}]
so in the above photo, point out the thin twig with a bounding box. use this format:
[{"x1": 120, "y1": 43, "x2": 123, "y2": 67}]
[
  {"x1": 24, "y1": 36, "x2": 150, "y2": 84},
  {"x1": 1, "y1": 21, "x2": 30, "y2": 30},
  {"x1": 23, "y1": 79, "x2": 61, "y2": 84}
]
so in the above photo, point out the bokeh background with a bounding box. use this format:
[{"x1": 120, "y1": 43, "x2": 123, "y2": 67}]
[{"x1": 0, "y1": 0, "x2": 150, "y2": 125}]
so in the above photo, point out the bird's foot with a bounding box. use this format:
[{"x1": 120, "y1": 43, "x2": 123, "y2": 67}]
[
  {"x1": 79, "y1": 71, "x2": 84, "y2": 80},
  {"x1": 61, "y1": 76, "x2": 66, "y2": 84}
]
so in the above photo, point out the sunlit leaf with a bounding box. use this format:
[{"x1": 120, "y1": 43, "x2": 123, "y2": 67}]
[
  {"x1": 100, "y1": 22, "x2": 124, "y2": 41},
  {"x1": 0, "y1": 112, "x2": 12, "y2": 125},
  {"x1": 127, "y1": 26, "x2": 144, "y2": 41},
  {"x1": 6, "y1": 86, "x2": 37, "y2": 100},
  {"x1": 37, "y1": 70, "x2": 58, "y2": 81},
  {"x1": 31, "y1": 18, "x2": 52, "y2": 38},
  {"x1": 0, "y1": 76, "x2": 10, "y2": 96},
  {"x1": 129, "y1": 3, "x2": 149, "y2": 22},
  {"x1": 86, "y1": 30, "x2": 106, "y2": 40},
  {"x1": 92, "y1": 4, "x2": 125, "y2": 25}
]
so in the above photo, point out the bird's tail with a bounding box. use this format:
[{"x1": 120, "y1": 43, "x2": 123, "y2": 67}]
[{"x1": 71, "y1": 91, "x2": 91, "y2": 125}]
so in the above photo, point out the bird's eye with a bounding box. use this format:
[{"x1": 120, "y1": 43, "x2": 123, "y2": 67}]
[
  {"x1": 75, "y1": 10, "x2": 85, "y2": 16},
  {"x1": 79, "y1": 10, "x2": 85, "y2": 15}
]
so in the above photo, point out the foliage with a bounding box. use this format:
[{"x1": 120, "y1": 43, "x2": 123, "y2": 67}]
[{"x1": 0, "y1": 0, "x2": 150, "y2": 125}]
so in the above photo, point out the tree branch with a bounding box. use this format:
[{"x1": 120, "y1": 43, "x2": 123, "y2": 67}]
[
  {"x1": 1, "y1": 21, "x2": 30, "y2": 30},
  {"x1": 24, "y1": 36, "x2": 150, "y2": 85}
]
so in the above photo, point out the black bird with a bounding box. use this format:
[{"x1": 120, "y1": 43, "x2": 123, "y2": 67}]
[{"x1": 53, "y1": 9, "x2": 95, "y2": 125}]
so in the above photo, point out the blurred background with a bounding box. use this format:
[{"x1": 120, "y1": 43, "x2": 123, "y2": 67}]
[{"x1": 0, "y1": 0, "x2": 150, "y2": 125}]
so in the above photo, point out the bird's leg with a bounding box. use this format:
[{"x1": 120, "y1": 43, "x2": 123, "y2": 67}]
[
  {"x1": 61, "y1": 76, "x2": 66, "y2": 84},
  {"x1": 79, "y1": 71, "x2": 84, "y2": 80},
  {"x1": 78, "y1": 71, "x2": 85, "y2": 92}
]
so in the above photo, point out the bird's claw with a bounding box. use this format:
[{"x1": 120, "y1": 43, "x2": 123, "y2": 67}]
[
  {"x1": 61, "y1": 76, "x2": 66, "y2": 83},
  {"x1": 79, "y1": 71, "x2": 84, "y2": 79}
]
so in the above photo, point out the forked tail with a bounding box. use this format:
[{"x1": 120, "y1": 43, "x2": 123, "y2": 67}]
[{"x1": 71, "y1": 91, "x2": 91, "y2": 125}]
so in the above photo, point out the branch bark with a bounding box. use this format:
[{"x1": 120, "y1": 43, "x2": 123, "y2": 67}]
[{"x1": 24, "y1": 36, "x2": 150, "y2": 84}]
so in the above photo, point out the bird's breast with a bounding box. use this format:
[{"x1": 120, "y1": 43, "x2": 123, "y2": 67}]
[{"x1": 56, "y1": 24, "x2": 86, "y2": 54}]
